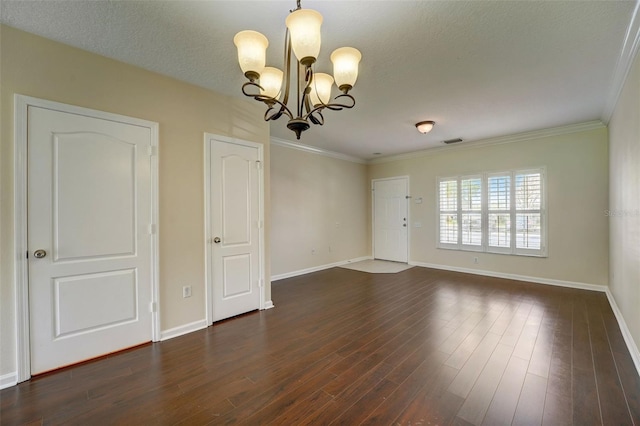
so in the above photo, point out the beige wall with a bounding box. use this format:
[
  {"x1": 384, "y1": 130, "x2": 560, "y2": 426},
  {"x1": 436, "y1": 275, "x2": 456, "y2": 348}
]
[
  {"x1": 270, "y1": 143, "x2": 369, "y2": 277},
  {"x1": 368, "y1": 127, "x2": 609, "y2": 286},
  {"x1": 608, "y1": 51, "x2": 640, "y2": 352},
  {"x1": 0, "y1": 26, "x2": 271, "y2": 376}
]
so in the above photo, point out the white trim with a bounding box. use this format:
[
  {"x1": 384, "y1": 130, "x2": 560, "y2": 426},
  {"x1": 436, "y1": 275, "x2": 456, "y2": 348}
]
[
  {"x1": 160, "y1": 320, "x2": 208, "y2": 341},
  {"x1": 271, "y1": 256, "x2": 372, "y2": 281},
  {"x1": 408, "y1": 261, "x2": 607, "y2": 293},
  {"x1": 0, "y1": 373, "x2": 18, "y2": 390},
  {"x1": 371, "y1": 176, "x2": 410, "y2": 263},
  {"x1": 13, "y1": 95, "x2": 161, "y2": 383},
  {"x1": 264, "y1": 300, "x2": 275, "y2": 310},
  {"x1": 14, "y1": 95, "x2": 30, "y2": 384},
  {"x1": 369, "y1": 121, "x2": 605, "y2": 165},
  {"x1": 603, "y1": 1, "x2": 640, "y2": 123},
  {"x1": 605, "y1": 289, "x2": 640, "y2": 376},
  {"x1": 203, "y1": 133, "x2": 266, "y2": 326},
  {"x1": 271, "y1": 137, "x2": 366, "y2": 164}
]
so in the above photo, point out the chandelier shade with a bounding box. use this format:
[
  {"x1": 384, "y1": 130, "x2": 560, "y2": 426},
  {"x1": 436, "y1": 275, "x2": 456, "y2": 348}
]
[
  {"x1": 330, "y1": 47, "x2": 362, "y2": 91},
  {"x1": 234, "y1": 0, "x2": 361, "y2": 139},
  {"x1": 309, "y1": 73, "x2": 334, "y2": 106},
  {"x1": 285, "y1": 8, "x2": 323, "y2": 66},
  {"x1": 233, "y1": 30, "x2": 269, "y2": 81},
  {"x1": 259, "y1": 67, "x2": 284, "y2": 99}
]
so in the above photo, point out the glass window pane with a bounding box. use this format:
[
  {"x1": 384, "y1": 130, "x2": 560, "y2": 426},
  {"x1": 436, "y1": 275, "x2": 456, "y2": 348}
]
[
  {"x1": 461, "y1": 178, "x2": 482, "y2": 211},
  {"x1": 488, "y1": 213, "x2": 510, "y2": 247},
  {"x1": 488, "y1": 176, "x2": 510, "y2": 210},
  {"x1": 439, "y1": 213, "x2": 458, "y2": 244},
  {"x1": 439, "y1": 180, "x2": 457, "y2": 211},
  {"x1": 516, "y1": 213, "x2": 541, "y2": 249},
  {"x1": 462, "y1": 213, "x2": 482, "y2": 245},
  {"x1": 516, "y1": 173, "x2": 541, "y2": 210}
]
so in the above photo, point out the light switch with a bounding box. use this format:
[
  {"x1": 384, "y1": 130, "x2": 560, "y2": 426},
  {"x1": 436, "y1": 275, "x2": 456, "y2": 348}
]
[{"x1": 415, "y1": 197, "x2": 423, "y2": 204}]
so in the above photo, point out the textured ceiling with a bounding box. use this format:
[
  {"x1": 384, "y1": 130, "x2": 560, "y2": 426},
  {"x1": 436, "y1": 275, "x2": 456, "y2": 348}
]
[{"x1": 1, "y1": 0, "x2": 637, "y2": 159}]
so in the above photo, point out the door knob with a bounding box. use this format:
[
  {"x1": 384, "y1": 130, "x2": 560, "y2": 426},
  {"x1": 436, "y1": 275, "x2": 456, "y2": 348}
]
[
  {"x1": 33, "y1": 249, "x2": 47, "y2": 259},
  {"x1": 213, "y1": 237, "x2": 221, "y2": 244}
]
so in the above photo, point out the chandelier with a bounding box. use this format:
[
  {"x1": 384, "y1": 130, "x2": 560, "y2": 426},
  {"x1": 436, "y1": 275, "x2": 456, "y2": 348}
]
[{"x1": 233, "y1": 0, "x2": 362, "y2": 139}]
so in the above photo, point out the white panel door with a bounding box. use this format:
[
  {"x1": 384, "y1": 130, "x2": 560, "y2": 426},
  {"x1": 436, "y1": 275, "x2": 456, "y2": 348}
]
[
  {"x1": 28, "y1": 106, "x2": 153, "y2": 374},
  {"x1": 210, "y1": 139, "x2": 261, "y2": 322},
  {"x1": 373, "y1": 178, "x2": 409, "y2": 262}
]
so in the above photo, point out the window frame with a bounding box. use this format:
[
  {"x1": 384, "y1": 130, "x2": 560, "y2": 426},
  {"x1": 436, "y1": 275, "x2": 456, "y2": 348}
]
[{"x1": 437, "y1": 167, "x2": 547, "y2": 257}]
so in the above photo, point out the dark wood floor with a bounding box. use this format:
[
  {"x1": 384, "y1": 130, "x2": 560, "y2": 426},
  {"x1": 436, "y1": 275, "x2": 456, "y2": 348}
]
[{"x1": 2, "y1": 266, "x2": 639, "y2": 425}]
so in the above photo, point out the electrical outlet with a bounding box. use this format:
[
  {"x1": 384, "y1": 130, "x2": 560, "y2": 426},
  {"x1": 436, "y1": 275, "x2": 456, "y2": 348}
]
[
  {"x1": 473, "y1": 257, "x2": 479, "y2": 264},
  {"x1": 182, "y1": 285, "x2": 192, "y2": 298}
]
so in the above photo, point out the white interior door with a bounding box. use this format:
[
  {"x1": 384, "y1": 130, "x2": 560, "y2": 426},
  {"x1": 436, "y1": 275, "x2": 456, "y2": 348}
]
[
  {"x1": 373, "y1": 177, "x2": 409, "y2": 262},
  {"x1": 208, "y1": 136, "x2": 262, "y2": 322},
  {"x1": 27, "y1": 105, "x2": 155, "y2": 375}
]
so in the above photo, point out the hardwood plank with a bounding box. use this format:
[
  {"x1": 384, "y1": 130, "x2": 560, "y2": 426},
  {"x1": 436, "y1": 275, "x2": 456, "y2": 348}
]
[
  {"x1": 447, "y1": 332, "x2": 501, "y2": 398},
  {"x1": 359, "y1": 350, "x2": 451, "y2": 425},
  {"x1": 572, "y1": 295, "x2": 602, "y2": 425},
  {"x1": 512, "y1": 372, "x2": 547, "y2": 425},
  {"x1": 456, "y1": 343, "x2": 513, "y2": 425},
  {"x1": 392, "y1": 365, "x2": 462, "y2": 426},
  {"x1": 586, "y1": 295, "x2": 634, "y2": 424},
  {"x1": 482, "y1": 355, "x2": 528, "y2": 425}
]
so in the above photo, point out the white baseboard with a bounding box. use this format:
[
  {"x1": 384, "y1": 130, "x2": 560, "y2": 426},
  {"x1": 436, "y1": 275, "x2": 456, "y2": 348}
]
[
  {"x1": 263, "y1": 300, "x2": 275, "y2": 310},
  {"x1": 409, "y1": 261, "x2": 607, "y2": 292},
  {"x1": 271, "y1": 256, "x2": 373, "y2": 281},
  {"x1": 0, "y1": 372, "x2": 18, "y2": 390},
  {"x1": 160, "y1": 319, "x2": 208, "y2": 341},
  {"x1": 605, "y1": 289, "x2": 640, "y2": 376}
]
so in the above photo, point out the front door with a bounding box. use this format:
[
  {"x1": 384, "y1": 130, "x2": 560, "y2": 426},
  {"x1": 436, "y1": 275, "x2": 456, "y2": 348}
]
[
  {"x1": 27, "y1": 104, "x2": 156, "y2": 374},
  {"x1": 207, "y1": 136, "x2": 262, "y2": 322},
  {"x1": 373, "y1": 177, "x2": 409, "y2": 262}
]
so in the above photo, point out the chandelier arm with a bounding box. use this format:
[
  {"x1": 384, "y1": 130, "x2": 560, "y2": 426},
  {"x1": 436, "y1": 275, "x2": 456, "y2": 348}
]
[
  {"x1": 308, "y1": 110, "x2": 324, "y2": 125},
  {"x1": 241, "y1": 81, "x2": 294, "y2": 120},
  {"x1": 282, "y1": 29, "x2": 292, "y2": 108},
  {"x1": 296, "y1": 60, "x2": 302, "y2": 118},
  {"x1": 303, "y1": 93, "x2": 356, "y2": 120},
  {"x1": 301, "y1": 66, "x2": 314, "y2": 117}
]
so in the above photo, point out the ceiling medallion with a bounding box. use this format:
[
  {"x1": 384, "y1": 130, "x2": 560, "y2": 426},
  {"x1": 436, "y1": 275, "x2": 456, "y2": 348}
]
[{"x1": 233, "y1": 0, "x2": 362, "y2": 139}]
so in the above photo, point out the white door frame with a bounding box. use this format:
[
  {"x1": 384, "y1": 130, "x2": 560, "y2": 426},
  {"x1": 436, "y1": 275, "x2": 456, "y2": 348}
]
[
  {"x1": 371, "y1": 176, "x2": 410, "y2": 262},
  {"x1": 13, "y1": 95, "x2": 161, "y2": 383},
  {"x1": 203, "y1": 133, "x2": 266, "y2": 324}
]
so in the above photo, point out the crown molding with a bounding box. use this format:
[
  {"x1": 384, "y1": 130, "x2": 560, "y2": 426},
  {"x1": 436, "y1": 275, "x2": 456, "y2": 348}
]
[
  {"x1": 270, "y1": 137, "x2": 367, "y2": 164},
  {"x1": 602, "y1": 1, "x2": 640, "y2": 123},
  {"x1": 368, "y1": 120, "x2": 606, "y2": 165}
]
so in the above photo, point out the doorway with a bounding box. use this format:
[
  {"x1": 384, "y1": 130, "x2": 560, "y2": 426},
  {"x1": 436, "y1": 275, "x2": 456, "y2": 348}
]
[
  {"x1": 14, "y1": 95, "x2": 160, "y2": 381},
  {"x1": 204, "y1": 134, "x2": 265, "y2": 323},
  {"x1": 372, "y1": 177, "x2": 409, "y2": 262}
]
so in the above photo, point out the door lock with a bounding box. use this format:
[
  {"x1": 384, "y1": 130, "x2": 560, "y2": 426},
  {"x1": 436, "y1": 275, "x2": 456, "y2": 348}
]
[{"x1": 33, "y1": 249, "x2": 47, "y2": 259}]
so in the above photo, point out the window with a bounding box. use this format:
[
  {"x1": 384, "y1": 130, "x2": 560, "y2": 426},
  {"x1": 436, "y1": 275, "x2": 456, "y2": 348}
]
[{"x1": 437, "y1": 168, "x2": 546, "y2": 256}]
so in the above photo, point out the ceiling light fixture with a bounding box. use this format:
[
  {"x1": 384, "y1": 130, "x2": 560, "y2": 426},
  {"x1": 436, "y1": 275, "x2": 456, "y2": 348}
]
[
  {"x1": 234, "y1": 0, "x2": 362, "y2": 139},
  {"x1": 415, "y1": 121, "x2": 435, "y2": 134}
]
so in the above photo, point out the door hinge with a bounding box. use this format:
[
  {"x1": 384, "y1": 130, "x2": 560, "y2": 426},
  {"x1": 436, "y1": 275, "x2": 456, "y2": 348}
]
[
  {"x1": 258, "y1": 279, "x2": 264, "y2": 288},
  {"x1": 150, "y1": 302, "x2": 157, "y2": 313},
  {"x1": 256, "y1": 160, "x2": 262, "y2": 170},
  {"x1": 26, "y1": 250, "x2": 29, "y2": 259},
  {"x1": 148, "y1": 145, "x2": 157, "y2": 156},
  {"x1": 406, "y1": 195, "x2": 412, "y2": 199},
  {"x1": 257, "y1": 220, "x2": 263, "y2": 229},
  {"x1": 148, "y1": 224, "x2": 157, "y2": 235}
]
